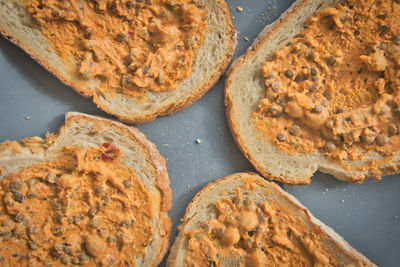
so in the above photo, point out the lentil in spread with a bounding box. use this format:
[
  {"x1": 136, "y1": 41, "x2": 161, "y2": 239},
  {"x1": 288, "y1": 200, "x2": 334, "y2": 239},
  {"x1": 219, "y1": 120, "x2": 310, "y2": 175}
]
[
  {"x1": 0, "y1": 144, "x2": 153, "y2": 266},
  {"x1": 25, "y1": 0, "x2": 207, "y2": 98},
  {"x1": 184, "y1": 183, "x2": 333, "y2": 266},
  {"x1": 253, "y1": 0, "x2": 400, "y2": 168}
]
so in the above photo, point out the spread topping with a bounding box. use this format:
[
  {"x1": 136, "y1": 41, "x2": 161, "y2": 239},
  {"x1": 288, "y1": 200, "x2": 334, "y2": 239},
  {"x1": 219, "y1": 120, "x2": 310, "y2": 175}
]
[
  {"x1": 253, "y1": 0, "x2": 400, "y2": 168},
  {"x1": 0, "y1": 144, "x2": 153, "y2": 266},
  {"x1": 25, "y1": 0, "x2": 207, "y2": 98},
  {"x1": 184, "y1": 184, "x2": 334, "y2": 266}
]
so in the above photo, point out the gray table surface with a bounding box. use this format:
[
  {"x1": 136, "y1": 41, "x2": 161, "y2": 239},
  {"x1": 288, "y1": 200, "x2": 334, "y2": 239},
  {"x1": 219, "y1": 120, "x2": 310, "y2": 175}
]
[{"x1": 0, "y1": 0, "x2": 399, "y2": 266}]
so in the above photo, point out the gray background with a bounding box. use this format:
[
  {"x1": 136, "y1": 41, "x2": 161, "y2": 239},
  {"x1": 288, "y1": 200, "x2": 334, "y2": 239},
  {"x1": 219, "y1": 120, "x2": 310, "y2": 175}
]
[{"x1": 0, "y1": 0, "x2": 399, "y2": 266}]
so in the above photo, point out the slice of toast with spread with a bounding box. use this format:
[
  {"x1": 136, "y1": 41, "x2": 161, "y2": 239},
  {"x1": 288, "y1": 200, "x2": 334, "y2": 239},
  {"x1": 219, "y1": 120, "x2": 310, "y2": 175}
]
[
  {"x1": 0, "y1": 112, "x2": 171, "y2": 266},
  {"x1": 167, "y1": 172, "x2": 375, "y2": 266},
  {"x1": 0, "y1": 0, "x2": 236, "y2": 124},
  {"x1": 225, "y1": 0, "x2": 400, "y2": 184}
]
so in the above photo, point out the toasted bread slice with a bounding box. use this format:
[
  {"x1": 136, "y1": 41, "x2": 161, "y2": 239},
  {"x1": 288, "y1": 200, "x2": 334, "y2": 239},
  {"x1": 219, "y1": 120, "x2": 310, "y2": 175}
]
[
  {"x1": 167, "y1": 172, "x2": 375, "y2": 267},
  {"x1": 0, "y1": 112, "x2": 171, "y2": 266},
  {"x1": 0, "y1": 0, "x2": 235, "y2": 124},
  {"x1": 225, "y1": 0, "x2": 400, "y2": 184}
]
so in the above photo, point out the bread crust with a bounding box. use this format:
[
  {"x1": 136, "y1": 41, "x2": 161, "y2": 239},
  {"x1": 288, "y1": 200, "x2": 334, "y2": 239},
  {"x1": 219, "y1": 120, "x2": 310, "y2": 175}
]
[
  {"x1": 225, "y1": 0, "x2": 399, "y2": 184},
  {"x1": 167, "y1": 172, "x2": 376, "y2": 267},
  {"x1": 0, "y1": 112, "x2": 171, "y2": 266},
  {"x1": 0, "y1": 0, "x2": 236, "y2": 124}
]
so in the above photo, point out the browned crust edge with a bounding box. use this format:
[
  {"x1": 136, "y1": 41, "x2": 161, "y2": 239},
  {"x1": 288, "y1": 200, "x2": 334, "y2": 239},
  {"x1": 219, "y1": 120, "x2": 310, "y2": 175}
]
[
  {"x1": 0, "y1": 0, "x2": 236, "y2": 125},
  {"x1": 156, "y1": 214, "x2": 172, "y2": 267},
  {"x1": 165, "y1": 214, "x2": 188, "y2": 267},
  {"x1": 224, "y1": 0, "x2": 314, "y2": 185},
  {"x1": 167, "y1": 172, "x2": 376, "y2": 267}
]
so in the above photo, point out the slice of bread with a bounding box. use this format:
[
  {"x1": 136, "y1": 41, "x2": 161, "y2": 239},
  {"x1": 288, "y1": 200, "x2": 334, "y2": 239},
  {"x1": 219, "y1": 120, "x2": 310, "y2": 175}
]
[
  {"x1": 0, "y1": 112, "x2": 171, "y2": 266},
  {"x1": 0, "y1": 0, "x2": 235, "y2": 124},
  {"x1": 225, "y1": 0, "x2": 400, "y2": 184},
  {"x1": 167, "y1": 172, "x2": 375, "y2": 267}
]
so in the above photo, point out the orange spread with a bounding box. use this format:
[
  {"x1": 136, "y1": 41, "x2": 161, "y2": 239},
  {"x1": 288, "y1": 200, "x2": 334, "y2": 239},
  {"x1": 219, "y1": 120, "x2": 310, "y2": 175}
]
[
  {"x1": 0, "y1": 144, "x2": 153, "y2": 266},
  {"x1": 25, "y1": 0, "x2": 207, "y2": 98},
  {"x1": 253, "y1": 0, "x2": 400, "y2": 168},
  {"x1": 185, "y1": 184, "x2": 334, "y2": 267}
]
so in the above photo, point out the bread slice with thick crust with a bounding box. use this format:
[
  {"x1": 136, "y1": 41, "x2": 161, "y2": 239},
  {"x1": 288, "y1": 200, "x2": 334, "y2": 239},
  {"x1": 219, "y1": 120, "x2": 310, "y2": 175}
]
[
  {"x1": 167, "y1": 172, "x2": 375, "y2": 267},
  {"x1": 0, "y1": 0, "x2": 235, "y2": 124},
  {"x1": 0, "y1": 112, "x2": 171, "y2": 266},
  {"x1": 225, "y1": 0, "x2": 400, "y2": 184}
]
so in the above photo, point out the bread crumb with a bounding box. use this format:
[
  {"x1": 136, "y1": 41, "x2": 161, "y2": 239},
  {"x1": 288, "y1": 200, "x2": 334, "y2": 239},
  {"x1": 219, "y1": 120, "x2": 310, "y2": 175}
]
[
  {"x1": 325, "y1": 188, "x2": 328, "y2": 192},
  {"x1": 187, "y1": 184, "x2": 191, "y2": 188},
  {"x1": 236, "y1": 7, "x2": 243, "y2": 12},
  {"x1": 341, "y1": 199, "x2": 344, "y2": 203},
  {"x1": 195, "y1": 139, "x2": 201, "y2": 144},
  {"x1": 244, "y1": 37, "x2": 249, "y2": 41},
  {"x1": 162, "y1": 144, "x2": 170, "y2": 147},
  {"x1": 395, "y1": 215, "x2": 398, "y2": 219},
  {"x1": 25, "y1": 116, "x2": 30, "y2": 120}
]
